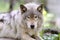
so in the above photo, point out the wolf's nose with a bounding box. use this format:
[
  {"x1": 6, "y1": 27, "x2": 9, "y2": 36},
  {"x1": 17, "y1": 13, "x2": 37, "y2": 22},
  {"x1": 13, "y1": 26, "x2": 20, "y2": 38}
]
[{"x1": 30, "y1": 25, "x2": 35, "y2": 29}]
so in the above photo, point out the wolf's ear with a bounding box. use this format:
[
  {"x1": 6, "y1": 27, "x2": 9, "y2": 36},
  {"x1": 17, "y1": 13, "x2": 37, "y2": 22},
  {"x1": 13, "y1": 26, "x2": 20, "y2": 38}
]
[
  {"x1": 37, "y1": 4, "x2": 43, "y2": 13},
  {"x1": 20, "y1": 5, "x2": 27, "y2": 13}
]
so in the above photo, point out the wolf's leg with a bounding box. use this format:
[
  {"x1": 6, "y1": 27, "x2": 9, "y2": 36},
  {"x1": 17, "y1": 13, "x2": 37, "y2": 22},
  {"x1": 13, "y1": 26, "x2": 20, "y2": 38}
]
[
  {"x1": 32, "y1": 33, "x2": 44, "y2": 40},
  {"x1": 36, "y1": 35, "x2": 44, "y2": 40},
  {"x1": 20, "y1": 33, "x2": 36, "y2": 40},
  {"x1": 31, "y1": 35, "x2": 43, "y2": 40},
  {"x1": 35, "y1": 36, "x2": 43, "y2": 40}
]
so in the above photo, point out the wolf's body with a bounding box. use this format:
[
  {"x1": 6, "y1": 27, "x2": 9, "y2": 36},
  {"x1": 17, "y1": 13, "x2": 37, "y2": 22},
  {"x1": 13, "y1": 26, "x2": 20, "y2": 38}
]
[
  {"x1": 0, "y1": 10, "x2": 21, "y2": 40},
  {"x1": 0, "y1": 3, "x2": 43, "y2": 40}
]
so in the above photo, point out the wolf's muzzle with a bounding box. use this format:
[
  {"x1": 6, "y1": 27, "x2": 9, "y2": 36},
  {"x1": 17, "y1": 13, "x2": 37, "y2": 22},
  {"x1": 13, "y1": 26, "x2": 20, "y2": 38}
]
[{"x1": 30, "y1": 25, "x2": 35, "y2": 29}]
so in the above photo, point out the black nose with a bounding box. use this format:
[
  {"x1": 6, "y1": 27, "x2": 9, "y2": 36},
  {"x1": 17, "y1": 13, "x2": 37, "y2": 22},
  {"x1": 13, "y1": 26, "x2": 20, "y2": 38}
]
[{"x1": 30, "y1": 25, "x2": 35, "y2": 29}]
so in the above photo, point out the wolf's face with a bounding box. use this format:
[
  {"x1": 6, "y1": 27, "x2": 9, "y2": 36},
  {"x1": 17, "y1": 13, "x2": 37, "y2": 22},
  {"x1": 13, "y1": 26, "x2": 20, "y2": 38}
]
[
  {"x1": 25, "y1": 14, "x2": 39, "y2": 29},
  {"x1": 20, "y1": 3, "x2": 43, "y2": 29}
]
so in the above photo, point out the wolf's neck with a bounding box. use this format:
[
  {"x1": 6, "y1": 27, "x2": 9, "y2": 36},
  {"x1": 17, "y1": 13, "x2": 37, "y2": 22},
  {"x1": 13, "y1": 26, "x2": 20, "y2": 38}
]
[{"x1": 26, "y1": 29, "x2": 37, "y2": 36}]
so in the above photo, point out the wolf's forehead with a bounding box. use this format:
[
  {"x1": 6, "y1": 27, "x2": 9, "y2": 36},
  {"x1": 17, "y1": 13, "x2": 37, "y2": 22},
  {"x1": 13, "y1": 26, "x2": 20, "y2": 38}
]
[
  {"x1": 25, "y1": 3, "x2": 39, "y2": 9},
  {"x1": 25, "y1": 11, "x2": 39, "y2": 17},
  {"x1": 28, "y1": 13, "x2": 34, "y2": 18},
  {"x1": 24, "y1": 9, "x2": 40, "y2": 16}
]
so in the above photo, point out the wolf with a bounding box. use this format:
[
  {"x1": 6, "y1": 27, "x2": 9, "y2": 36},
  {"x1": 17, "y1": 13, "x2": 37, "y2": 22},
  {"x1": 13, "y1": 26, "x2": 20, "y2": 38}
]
[
  {"x1": 0, "y1": 3, "x2": 43, "y2": 40},
  {"x1": 15, "y1": 3, "x2": 43, "y2": 40}
]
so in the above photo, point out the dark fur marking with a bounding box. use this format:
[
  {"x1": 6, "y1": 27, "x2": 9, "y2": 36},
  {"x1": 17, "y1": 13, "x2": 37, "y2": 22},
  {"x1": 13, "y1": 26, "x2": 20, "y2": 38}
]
[
  {"x1": 0, "y1": 19, "x2": 4, "y2": 22},
  {"x1": 31, "y1": 35, "x2": 36, "y2": 39}
]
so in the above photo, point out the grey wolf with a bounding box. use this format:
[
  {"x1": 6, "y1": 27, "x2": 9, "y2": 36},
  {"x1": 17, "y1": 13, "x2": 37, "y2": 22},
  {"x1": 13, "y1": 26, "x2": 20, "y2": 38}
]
[
  {"x1": 0, "y1": 3, "x2": 43, "y2": 40},
  {"x1": 16, "y1": 3, "x2": 43, "y2": 40}
]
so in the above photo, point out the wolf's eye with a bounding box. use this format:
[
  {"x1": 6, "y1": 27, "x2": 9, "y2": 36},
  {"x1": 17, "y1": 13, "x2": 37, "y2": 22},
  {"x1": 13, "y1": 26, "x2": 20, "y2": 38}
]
[
  {"x1": 34, "y1": 16, "x2": 38, "y2": 18},
  {"x1": 27, "y1": 16, "x2": 30, "y2": 18}
]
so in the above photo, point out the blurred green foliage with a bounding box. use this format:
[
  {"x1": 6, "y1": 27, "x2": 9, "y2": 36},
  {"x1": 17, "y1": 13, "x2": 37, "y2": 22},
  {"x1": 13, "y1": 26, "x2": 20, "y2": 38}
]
[
  {"x1": 42, "y1": 8, "x2": 59, "y2": 40},
  {"x1": 0, "y1": 1, "x2": 9, "y2": 12}
]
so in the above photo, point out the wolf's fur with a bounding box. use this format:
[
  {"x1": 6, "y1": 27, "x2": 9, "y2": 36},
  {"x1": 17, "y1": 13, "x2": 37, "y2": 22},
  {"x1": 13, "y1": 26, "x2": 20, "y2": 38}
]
[
  {"x1": 0, "y1": 10, "x2": 21, "y2": 40},
  {"x1": 15, "y1": 3, "x2": 43, "y2": 40},
  {"x1": 0, "y1": 3, "x2": 43, "y2": 40}
]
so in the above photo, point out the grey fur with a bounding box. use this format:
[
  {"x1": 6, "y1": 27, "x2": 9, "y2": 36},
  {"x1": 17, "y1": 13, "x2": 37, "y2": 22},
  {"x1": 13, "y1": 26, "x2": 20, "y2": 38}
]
[{"x1": 0, "y1": 3, "x2": 43, "y2": 40}]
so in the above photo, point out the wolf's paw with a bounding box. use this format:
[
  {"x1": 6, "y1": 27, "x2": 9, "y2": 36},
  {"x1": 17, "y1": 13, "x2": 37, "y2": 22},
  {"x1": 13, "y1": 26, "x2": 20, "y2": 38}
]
[
  {"x1": 35, "y1": 36, "x2": 44, "y2": 40},
  {"x1": 35, "y1": 37, "x2": 41, "y2": 40}
]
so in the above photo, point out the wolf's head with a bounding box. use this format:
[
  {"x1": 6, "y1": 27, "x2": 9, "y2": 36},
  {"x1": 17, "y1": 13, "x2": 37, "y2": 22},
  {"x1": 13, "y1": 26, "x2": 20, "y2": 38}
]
[{"x1": 20, "y1": 3, "x2": 43, "y2": 29}]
